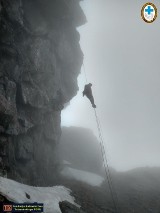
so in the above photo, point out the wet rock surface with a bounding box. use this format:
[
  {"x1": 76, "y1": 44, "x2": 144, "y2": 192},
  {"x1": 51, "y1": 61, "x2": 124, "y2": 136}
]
[
  {"x1": 0, "y1": 0, "x2": 86, "y2": 185},
  {"x1": 59, "y1": 201, "x2": 86, "y2": 213}
]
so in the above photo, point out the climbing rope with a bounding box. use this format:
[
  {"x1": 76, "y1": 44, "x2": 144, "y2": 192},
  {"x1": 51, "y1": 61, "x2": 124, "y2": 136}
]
[
  {"x1": 94, "y1": 109, "x2": 120, "y2": 213},
  {"x1": 82, "y1": 62, "x2": 120, "y2": 213},
  {"x1": 82, "y1": 63, "x2": 88, "y2": 84},
  {"x1": 62, "y1": 0, "x2": 120, "y2": 211}
]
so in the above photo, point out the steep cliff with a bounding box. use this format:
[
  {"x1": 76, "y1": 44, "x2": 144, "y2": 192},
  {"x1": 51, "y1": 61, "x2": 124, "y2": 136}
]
[{"x1": 0, "y1": 0, "x2": 86, "y2": 185}]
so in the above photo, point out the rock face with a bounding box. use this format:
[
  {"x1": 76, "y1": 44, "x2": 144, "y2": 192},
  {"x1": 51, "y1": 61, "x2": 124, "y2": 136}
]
[
  {"x1": 0, "y1": 0, "x2": 86, "y2": 185},
  {"x1": 59, "y1": 201, "x2": 86, "y2": 213}
]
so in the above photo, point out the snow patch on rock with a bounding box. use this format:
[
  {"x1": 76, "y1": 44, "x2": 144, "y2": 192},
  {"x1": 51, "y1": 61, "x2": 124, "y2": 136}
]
[
  {"x1": 61, "y1": 167, "x2": 104, "y2": 187},
  {"x1": 0, "y1": 177, "x2": 79, "y2": 213}
]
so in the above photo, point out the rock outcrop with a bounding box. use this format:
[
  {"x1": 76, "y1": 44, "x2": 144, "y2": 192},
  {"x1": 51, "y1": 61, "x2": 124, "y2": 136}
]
[
  {"x1": 59, "y1": 127, "x2": 103, "y2": 175},
  {"x1": 59, "y1": 201, "x2": 86, "y2": 213},
  {"x1": 0, "y1": 0, "x2": 86, "y2": 185}
]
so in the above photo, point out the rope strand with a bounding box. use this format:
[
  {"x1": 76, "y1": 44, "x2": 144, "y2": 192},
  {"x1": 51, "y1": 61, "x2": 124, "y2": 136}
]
[
  {"x1": 62, "y1": 1, "x2": 120, "y2": 211},
  {"x1": 82, "y1": 63, "x2": 88, "y2": 83},
  {"x1": 94, "y1": 109, "x2": 119, "y2": 213}
]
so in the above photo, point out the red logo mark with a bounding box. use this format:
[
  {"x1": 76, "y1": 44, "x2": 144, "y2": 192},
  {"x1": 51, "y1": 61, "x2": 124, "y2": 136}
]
[{"x1": 3, "y1": 205, "x2": 12, "y2": 212}]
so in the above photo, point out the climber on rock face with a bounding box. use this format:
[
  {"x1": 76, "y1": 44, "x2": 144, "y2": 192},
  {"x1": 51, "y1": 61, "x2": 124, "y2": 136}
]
[{"x1": 83, "y1": 83, "x2": 96, "y2": 108}]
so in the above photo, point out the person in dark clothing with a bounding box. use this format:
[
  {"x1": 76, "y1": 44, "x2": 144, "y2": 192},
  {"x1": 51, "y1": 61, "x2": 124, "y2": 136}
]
[{"x1": 83, "y1": 83, "x2": 96, "y2": 108}]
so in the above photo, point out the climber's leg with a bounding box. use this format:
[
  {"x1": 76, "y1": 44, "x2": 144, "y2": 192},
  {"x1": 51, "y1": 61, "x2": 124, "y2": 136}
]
[{"x1": 87, "y1": 95, "x2": 96, "y2": 108}]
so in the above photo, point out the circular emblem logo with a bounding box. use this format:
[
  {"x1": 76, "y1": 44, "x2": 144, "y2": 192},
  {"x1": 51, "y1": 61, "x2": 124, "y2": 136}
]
[{"x1": 141, "y1": 2, "x2": 157, "y2": 23}]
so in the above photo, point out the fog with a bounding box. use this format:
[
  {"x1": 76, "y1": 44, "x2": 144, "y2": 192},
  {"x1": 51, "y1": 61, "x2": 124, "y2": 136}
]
[{"x1": 61, "y1": 0, "x2": 160, "y2": 171}]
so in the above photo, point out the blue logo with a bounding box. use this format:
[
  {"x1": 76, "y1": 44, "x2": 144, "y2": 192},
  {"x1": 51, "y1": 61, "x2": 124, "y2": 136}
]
[
  {"x1": 141, "y1": 3, "x2": 157, "y2": 23},
  {"x1": 145, "y1": 6, "x2": 154, "y2": 15}
]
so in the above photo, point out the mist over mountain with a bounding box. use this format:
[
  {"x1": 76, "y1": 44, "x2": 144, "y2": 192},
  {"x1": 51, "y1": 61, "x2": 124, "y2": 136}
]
[
  {"x1": 59, "y1": 126, "x2": 103, "y2": 175},
  {"x1": 58, "y1": 127, "x2": 160, "y2": 212},
  {"x1": 0, "y1": 0, "x2": 160, "y2": 212},
  {"x1": 59, "y1": 165, "x2": 160, "y2": 213}
]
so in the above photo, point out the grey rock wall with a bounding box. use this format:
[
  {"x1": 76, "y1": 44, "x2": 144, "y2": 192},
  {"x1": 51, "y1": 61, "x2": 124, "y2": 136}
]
[{"x1": 0, "y1": 0, "x2": 86, "y2": 185}]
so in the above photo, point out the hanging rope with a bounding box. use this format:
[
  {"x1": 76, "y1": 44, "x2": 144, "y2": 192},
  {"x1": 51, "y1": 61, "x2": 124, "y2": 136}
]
[
  {"x1": 82, "y1": 59, "x2": 120, "y2": 212},
  {"x1": 82, "y1": 63, "x2": 88, "y2": 84},
  {"x1": 94, "y1": 109, "x2": 120, "y2": 213},
  {"x1": 62, "y1": 1, "x2": 120, "y2": 211}
]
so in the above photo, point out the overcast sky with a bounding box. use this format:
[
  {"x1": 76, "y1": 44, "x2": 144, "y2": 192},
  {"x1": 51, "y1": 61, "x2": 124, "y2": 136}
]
[{"x1": 61, "y1": 0, "x2": 160, "y2": 171}]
